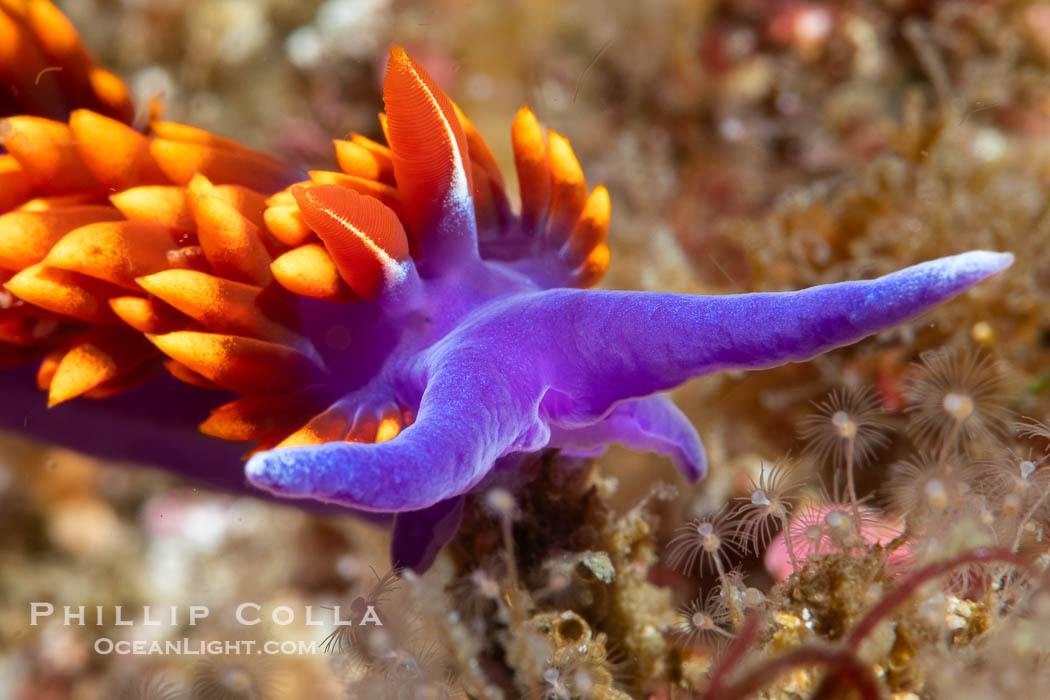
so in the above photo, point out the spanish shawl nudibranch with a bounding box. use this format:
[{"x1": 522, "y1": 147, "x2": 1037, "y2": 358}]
[{"x1": 0, "y1": 2, "x2": 1013, "y2": 569}]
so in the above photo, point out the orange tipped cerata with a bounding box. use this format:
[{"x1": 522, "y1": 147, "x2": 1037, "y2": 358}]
[
  {"x1": 146, "y1": 331, "x2": 321, "y2": 395},
  {"x1": 48, "y1": 325, "x2": 156, "y2": 406},
  {"x1": 277, "y1": 403, "x2": 354, "y2": 447},
  {"x1": 544, "y1": 131, "x2": 588, "y2": 246},
  {"x1": 270, "y1": 243, "x2": 355, "y2": 303},
  {"x1": 562, "y1": 185, "x2": 611, "y2": 267},
  {"x1": 382, "y1": 46, "x2": 473, "y2": 244},
  {"x1": 0, "y1": 205, "x2": 121, "y2": 269},
  {"x1": 0, "y1": 8, "x2": 65, "y2": 118},
  {"x1": 21, "y1": 0, "x2": 134, "y2": 122},
  {"x1": 200, "y1": 386, "x2": 339, "y2": 443},
  {"x1": 307, "y1": 170, "x2": 401, "y2": 213},
  {"x1": 136, "y1": 269, "x2": 298, "y2": 344},
  {"x1": 36, "y1": 347, "x2": 63, "y2": 391},
  {"x1": 570, "y1": 243, "x2": 611, "y2": 289},
  {"x1": 452, "y1": 102, "x2": 503, "y2": 186},
  {"x1": 349, "y1": 134, "x2": 396, "y2": 181},
  {"x1": 109, "y1": 186, "x2": 196, "y2": 235},
  {"x1": 1, "y1": 116, "x2": 101, "y2": 194},
  {"x1": 69, "y1": 109, "x2": 166, "y2": 189},
  {"x1": 108, "y1": 295, "x2": 194, "y2": 334},
  {"x1": 5, "y1": 263, "x2": 120, "y2": 322},
  {"x1": 185, "y1": 173, "x2": 268, "y2": 230},
  {"x1": 149, "y1": 137, "x2": 295, "y2": 193},
  {"x1": 0, "y1": 155, "x2": 37, "y2": 211},
  {"x1": 292, "y1": 183, "x2": 410, "y2": 300},
  {"x1": 44, "y1": 220, "x2": 180, "y2": 289},
  {"x1": 511, "y1": 106, "x2": 551, "y2": 235},
  {"x1": 192, "y1": 194, "x2": 273, "y2": 286},
  {"x1": 334, "y1": 139, "x2": 393, "y2": 183},
  {"x1": 263, "y1": 204, "x2": 314, "y2": 247}
]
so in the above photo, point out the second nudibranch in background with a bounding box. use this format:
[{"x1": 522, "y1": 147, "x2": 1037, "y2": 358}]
[{"x1": 0, "y1": 11, "x2": 1012, "y2": 570}]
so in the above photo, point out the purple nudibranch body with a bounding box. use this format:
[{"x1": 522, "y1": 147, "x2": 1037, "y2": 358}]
[{"x1": 241, "y1": 250, "x2": 1011, "y2": 566}]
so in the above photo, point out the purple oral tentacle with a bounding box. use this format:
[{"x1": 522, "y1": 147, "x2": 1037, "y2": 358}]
[{"x1": 245, "y1": 344, "x2": 551, "y2": 511}]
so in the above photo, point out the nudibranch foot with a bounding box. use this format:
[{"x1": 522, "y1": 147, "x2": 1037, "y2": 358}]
[
  {"x1": 390, "y1": 496, "x2": 467, "y2": 572},
  {"x1": 549, "y1": 395, "x2": 706, "y2": 481}
]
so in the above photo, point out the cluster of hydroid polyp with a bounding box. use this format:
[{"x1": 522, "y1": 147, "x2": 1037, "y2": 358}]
[{"x1": 661, "y1": 347, "x2": 1050, "y2": 697}]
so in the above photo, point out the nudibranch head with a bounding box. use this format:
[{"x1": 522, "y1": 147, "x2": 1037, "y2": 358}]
[{"x1": 0, "y1": 6, "x2": 1014, "y2": 570}]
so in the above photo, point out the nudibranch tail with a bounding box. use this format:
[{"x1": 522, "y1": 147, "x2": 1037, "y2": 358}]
[{"x1": 529, "y1": 251, "x2": 1016, "y2": 423}]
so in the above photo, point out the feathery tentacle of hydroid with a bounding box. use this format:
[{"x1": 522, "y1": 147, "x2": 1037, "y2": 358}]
[{"x1": 0, "y1": 6, "x2": 1015, "y2": 569}]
